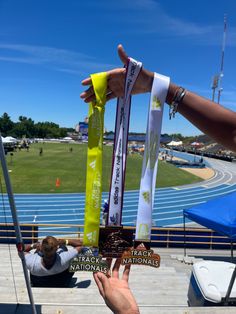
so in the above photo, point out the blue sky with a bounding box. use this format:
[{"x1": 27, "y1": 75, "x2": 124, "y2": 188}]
[{"x1": 0, "y1": 0, "x2": 236, "y2": 136}]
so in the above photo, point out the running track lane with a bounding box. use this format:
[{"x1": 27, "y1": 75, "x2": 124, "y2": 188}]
[{"x1": 0, "y1": 156, "x2": 236, "y2": 231}]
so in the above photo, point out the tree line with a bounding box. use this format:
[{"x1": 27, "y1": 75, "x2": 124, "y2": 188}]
[
  {"x1": 0, "y1": 113, "x2": 73, "y2": 138},
  {"x1": 1, "y1": 112, "x2": 211, "y2": 145}
]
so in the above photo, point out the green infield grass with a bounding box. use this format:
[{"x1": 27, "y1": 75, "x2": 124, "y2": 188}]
[{"x1": 0, "y1": 142, "x2": 202, "y2": 193}]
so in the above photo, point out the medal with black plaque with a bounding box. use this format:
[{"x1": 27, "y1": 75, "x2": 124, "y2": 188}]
[
  {"x1": 69, "y1": 247, "x2": 108, "y2": 273},
  {"x1": 121, "y1": 73, "x2": 170, "y2": 268},
  {"x1": 69, "y1": 72, "x2": 109, "y2": 273},
  {"x1": 99, "y1": 58, "x2": 142, "y2": 258}
]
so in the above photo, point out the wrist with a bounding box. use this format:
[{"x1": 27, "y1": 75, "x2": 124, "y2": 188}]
[
  {"x1": 29, "y1": 242, "x2": 39, "y2": 251},
  {"x1": 166, "y1": 82, "x2": 179, "y2": 105},
  {"x1": 144, "y1": 69, "x2": 154, "y2": 93},
  {"x1": 138, "y1": 68, "x2": 154, "y2": 94},
  {"x1": 31, "y1": 242, "x2": 39, "y2": 249}
]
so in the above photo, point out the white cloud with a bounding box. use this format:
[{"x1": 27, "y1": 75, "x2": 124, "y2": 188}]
[
  {"x1": 0, "y1": 55, "x2": 41, "y2": 64},
  {"x1": 102, "y1": 1, "x2": 236, "y2": 46},
  {"x1": 0, "y1": 43, "x2": 117, "y2": 74}
]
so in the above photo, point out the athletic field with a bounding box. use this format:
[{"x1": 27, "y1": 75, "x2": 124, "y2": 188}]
[{"x1": 1, "y1": 142, "x2": 202, "y2": 193}]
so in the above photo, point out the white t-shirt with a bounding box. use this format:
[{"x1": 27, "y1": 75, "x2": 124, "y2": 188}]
[{"x1": 25, "y1": 248, "x2": 78, "y2": 276}]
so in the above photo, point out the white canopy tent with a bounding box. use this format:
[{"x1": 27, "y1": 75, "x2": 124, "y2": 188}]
[
  {"x1": 4, "y1": 136, "x2": 18, "y2": 143},
  {"x1": 191, "y1": 141, "x2": 204, "y2": 147},
  {"x1": 63, "y1": 137, "x2": 73, "y2": 140},
  {"x1": 167, "y1": 140, "x2": 183, "y2": 146},
  {"x1": 1, "y1": 136, "x2": 13, "y2": 143}
]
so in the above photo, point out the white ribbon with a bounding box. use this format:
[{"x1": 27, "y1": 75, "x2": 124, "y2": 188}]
[
  {"x1": 108, "y1": 58, "x2": 142, "y2": 226},
  {"x1": 135, "y1": 73, "x2": 170, "y2": 241}
]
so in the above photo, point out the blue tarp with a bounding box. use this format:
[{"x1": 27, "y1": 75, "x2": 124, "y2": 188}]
[{"x1": 184, "y1": 191, "x2": 236, "y2": 240}]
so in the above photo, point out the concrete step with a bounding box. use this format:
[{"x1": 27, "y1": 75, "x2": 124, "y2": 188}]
[
  {"x1": 1, "y1": 245, "x2": 235, "y2": 313},
  {"x1": 1, "y1": 303, "x2": 236, "y2": 314}
]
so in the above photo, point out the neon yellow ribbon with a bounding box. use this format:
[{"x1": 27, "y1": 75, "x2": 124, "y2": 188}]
[{"x1": 83, "y1": 72, "x2": 107, "y2": 247}]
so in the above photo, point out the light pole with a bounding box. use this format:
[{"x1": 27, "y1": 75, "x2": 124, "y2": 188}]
[
  {"x1": 211, "y1": 75, "x2": 219, "y2": 102},
  {"x1": 217, "y1": 14, "x2": 227, "y2": 104},
  {"x1": 211, "y1": 15, "x2": 227, "y2": 104}
]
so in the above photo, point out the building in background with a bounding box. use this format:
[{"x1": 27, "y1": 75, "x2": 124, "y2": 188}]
[{"x1": 75, "y1": 117, "x2": 88, "y2": 141}]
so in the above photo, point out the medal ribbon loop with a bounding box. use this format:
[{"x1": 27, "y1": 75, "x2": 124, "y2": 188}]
[
  {"x1": 83, "y1": 72, "x2": 107, "y2": 247},
  {"x1": 135, "y1": 73, "x2": 170, "y2": 241},
  {"x1": 108, "y1": 58, "x2": 142, "y2": 226}
]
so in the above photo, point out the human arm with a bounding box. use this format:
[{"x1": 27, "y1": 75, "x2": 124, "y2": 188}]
[
  {"x1": 167, "y1": 83, "x2": 236, "y2": 152},
  {"x1": 58, "y1": 238, "x2": 83, "y2": 253},
  {"x1": 93, "y1": 258, "x2": 139, "y2": 314},
  {"x1": 23, "y1": 242, "x2": 41, "y2": 254},
  {"x1": 80, "y1": 44, "x2": 236, "y2": 152}
]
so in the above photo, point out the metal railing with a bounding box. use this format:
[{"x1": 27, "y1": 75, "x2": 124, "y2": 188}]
[{"x1": 0, "y1": 223, "x2": 235, "y2": 250}]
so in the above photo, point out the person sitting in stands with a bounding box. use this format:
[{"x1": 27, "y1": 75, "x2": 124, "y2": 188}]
[{"x1": 24, "y1": 236, "x2": 82, "y2": 287}]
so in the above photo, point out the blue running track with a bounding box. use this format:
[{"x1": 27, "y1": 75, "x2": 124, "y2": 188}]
[{"x1": 1, "y1": 154, "x2": 236, "y2": 234}]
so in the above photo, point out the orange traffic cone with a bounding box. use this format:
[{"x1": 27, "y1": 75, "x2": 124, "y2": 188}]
[{"x1": 55, "y1": 178, "x2": 61, "y2": 188}]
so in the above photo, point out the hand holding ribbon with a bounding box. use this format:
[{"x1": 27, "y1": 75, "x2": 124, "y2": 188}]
[
  {"x1": 135, "y1": 73, "x2": 170, "y2": 241},
  {"x1": 83, "y1": 72, "x2": 107, "y2": 247},
  {"x1": 81, "y1": 45, "x2": 153, "y2": 103}
]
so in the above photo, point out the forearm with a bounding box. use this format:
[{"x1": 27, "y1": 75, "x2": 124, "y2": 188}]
[
  {"x1": 24, "y1": 244, "x2": 33, "y2": 253},
  {"x1": 59, "y1": 238, "x2": 83, "y2": 248},
  {"x1": 24, "y1": 242, "x2": 39, "y2": 253},
  {"x1": 81, "y1": 57, "x2": 236, "y2": 152},
  {"x1": 68, "y1": 239, "x2": 83, "y2": 247},
  {"x1": 139, "y1": 70, "x2": 236, "y2": 151},
  {"x1": 166, "y1": 83, "x2": 236, "y2": 152}
]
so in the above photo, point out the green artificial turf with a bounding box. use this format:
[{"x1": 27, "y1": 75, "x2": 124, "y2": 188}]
[{"x1": 0, "y1": 143, "x2": 202, "y2": 193}]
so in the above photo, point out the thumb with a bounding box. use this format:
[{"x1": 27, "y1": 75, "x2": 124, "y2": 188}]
[{"x1": 118, "y1": 44, "x2": 129, "y2": 65}]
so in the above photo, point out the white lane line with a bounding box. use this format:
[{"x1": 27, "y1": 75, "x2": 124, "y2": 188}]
[
  {"x1": 1, "y1": 186, "x2": 235, "y2": 213},
  {"x1": 0, "y1": 208, "x2": 84, "y2": 213},
  {"x1": 1, "y1": 158, "x2": 235, "y2": 227},
  {"x1": 20, "y1": 218, "x2": 85, "y2": 223},
  {"x1": 0, "y1": 204, "x2": 84, "y2": 208},
  {"x1": 0, "y1": 198, "x2": 85, "y2": 205},
  {"x1": 1, "y1": 183, "x2": 235, "y2": 205},
  {"x1": 122, "y1": 202, "x2": 205, "y2": 218},
  {"x1": 202, "y1": 170, "x2": 218, "y2": 182},
  {"x1": 2, "y1": 160, "x2": 235, "y2": 202},
  {"x1": 156, "y1": 215, "x2": 183, "y2": 222},
  {"x1": 196, "y1": 169, "x2": 227, "y2": 187},
  {"x1": 0, "y1": 212, "x2": 84, "y2": 219},
  {"x1": 123, "y1": 209, "x2": 184, "y2": 218},
  {"x1": 124, "y1": 215, "x2": 184, "y2": 224},
  {"x1": 163, "y1": 169, "x2": 226, "y2": 189},
  {"x1": 224, "y1": 170, "x2": 234, "y2": 184}
]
